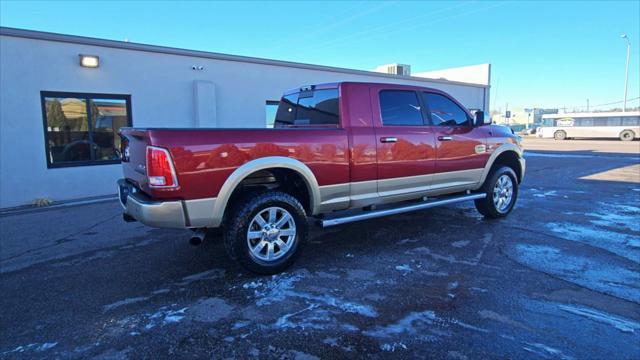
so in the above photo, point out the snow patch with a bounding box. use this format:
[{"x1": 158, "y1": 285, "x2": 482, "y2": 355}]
[
  {"x1": 558, "y1": 304, "x2": 640, "y2": 333},
  {"x1": 522, "y1": 342, "x2": 574, "y2": 360},
  {"x1": 103, "y1": 296, "x2": 150, "y2": 313},
  {"x1": 2, "y1": 342, "x2": 57, "y2": 355},
  {"x1": 176, "y1": 269, "x2": 225, "y2": 285},
  {"x1": 395, "y1": 264, "x2": 413, "y2": 275}
]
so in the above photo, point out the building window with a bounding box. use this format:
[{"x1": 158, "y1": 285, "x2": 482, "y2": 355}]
[
  {"x1": 266, "y1": 100, "x2": 279, "y2": 128},
  {"x1": 41, "y1": 91, "x2": 132, "y2": 168}
]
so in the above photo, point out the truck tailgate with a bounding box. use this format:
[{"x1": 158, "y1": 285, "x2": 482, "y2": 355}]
[{"x1": 119, "y1": 128, "x2": 151, "y2": 190}]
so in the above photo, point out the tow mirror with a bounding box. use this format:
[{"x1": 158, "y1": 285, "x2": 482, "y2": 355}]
[{"x1": 472, "y1": 110, "x2": 485, "y2": 126}]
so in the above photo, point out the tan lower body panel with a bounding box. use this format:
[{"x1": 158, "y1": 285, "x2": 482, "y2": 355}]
[{"x1": 317, "y1": 168, "x2": 483, "y2": 213}]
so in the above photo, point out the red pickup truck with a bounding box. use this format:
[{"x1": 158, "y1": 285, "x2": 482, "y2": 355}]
[{"x1": 118, "y1": 82, "x2": 525, "y2": 274}]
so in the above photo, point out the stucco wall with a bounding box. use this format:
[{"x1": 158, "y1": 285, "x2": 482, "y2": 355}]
[{"x1": 0, "y1": 34, "x2": 488, "y2": 208}]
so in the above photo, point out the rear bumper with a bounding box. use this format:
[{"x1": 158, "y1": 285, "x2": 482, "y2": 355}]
[{"x1": 118, "y1": 179, "x2": 217, "y2": 228}]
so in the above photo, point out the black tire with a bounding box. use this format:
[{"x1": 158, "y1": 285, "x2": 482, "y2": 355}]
[
  {"x1": 620, "y1": 130, "x2": 635, "y2": 141},
  {"x1": 223, "y1": 191, "x2": 308, "y2": 274},
  {"x1": 554, "y1": 130, "x2": 567, "y2": 140},
  {"x1": 474, "y1": 166, "x2": 519, "y2": 219}
]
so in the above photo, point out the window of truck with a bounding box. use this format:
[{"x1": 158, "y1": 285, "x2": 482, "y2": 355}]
[
  {"x1": 422, "y1": 92, "x2": 470, "y2": 126},
  {"x1": 379, "y1": 90, "x2": 424, "y2": 126},
  {"x1": 274, "y1": 89, "x2": 339, "y2": 127}
]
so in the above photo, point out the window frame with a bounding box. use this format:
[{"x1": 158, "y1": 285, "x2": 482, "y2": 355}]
[
  {"x1": 40, "y1": 91, "x2": 133, "y2": 169},
  {"x1": 378, "y1": 89, "x2": 427, "y2": 126},
  {"x1": 421, "y1": 91, "x2": 471, "y2": 127}
]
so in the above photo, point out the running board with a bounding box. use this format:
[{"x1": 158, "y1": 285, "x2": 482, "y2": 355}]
[{"x1": 319, "y1": 193, "x2": 486, "y2": 228}]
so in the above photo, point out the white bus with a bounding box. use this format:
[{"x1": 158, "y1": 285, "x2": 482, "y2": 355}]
[{"x1": 537, "y1": 111, "x2": 640, "y2": 141}]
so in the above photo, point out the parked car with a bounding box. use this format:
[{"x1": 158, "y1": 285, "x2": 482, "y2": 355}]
[{"x1": 118, "y1": 82, "x2": 525, "y2": 274}]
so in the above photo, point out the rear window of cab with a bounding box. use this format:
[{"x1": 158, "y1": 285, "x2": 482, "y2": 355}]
[{"x1": 274, "y1": 89, "x2": 340, "y2": 128}]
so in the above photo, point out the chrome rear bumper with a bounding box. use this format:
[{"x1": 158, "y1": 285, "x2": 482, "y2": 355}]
[{"x1": 118, "y1": 179, "x2": 216, "y2": 228}]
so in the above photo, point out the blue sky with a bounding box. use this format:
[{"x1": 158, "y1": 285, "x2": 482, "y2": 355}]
[{"x1": 1, "y1": 0, "x2": 638, "y2": 111}]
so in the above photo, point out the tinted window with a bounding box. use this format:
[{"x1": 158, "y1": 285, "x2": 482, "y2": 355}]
[
  {"x1": 594, "y1": 118, "x2": 609, "y2": 126},
  {"x1": 576, "y1": 118, "x2": 594, "y2": 126},
  {"x1": 274, "y1": 93, "x2": 297, "y2": 126},
  {"x1": 622, "y1": 116, "x2": 640, "y2": 126},
  {"x1": 274, "y1": 89, "x2": 339, "y2": 127},
  {"x1": 42, "y1": 92, "x2": 131, "y2": 168},
  {"x1": 379, "y1": 90, "x2": 424, "y2": 126},
  {"x1": 423, "y1": 93, "x2": 469, "y2": 126}
]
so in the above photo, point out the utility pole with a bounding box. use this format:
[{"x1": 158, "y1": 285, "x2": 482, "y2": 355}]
[
  {"x1": 587, "y1": 99, "x2": 589, "y2": 112},
  {"x1": 621, "y1": 34, "x2": 631, "y2": 112}
]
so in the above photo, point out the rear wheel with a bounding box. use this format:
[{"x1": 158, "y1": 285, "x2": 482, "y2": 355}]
[
  {"x1": 620, "y1": 130, "x2": 635, "y2": 141},
  {"x1": 554, "y1": 130, "x2": 567, "y2": 140},
  {"x1": 223, "y1": 191, "x2": 307, "y2": 274},
  {"x1": 475, "y1": 166, "x2": 519, "y2": 219}
]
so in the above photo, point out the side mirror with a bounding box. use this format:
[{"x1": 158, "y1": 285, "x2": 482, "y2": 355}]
[{"x1": 472, "y1": 110, "x2": 486, "y2": 126}]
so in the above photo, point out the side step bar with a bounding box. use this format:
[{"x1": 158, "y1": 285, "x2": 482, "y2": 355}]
[{"x1": 319, "y1": 193, "x2": 486, "y2": 228}]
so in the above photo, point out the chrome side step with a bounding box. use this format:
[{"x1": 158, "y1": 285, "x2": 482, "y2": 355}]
[{"x1": 319, "y1": 193, "x2": 486, "y2": 228}]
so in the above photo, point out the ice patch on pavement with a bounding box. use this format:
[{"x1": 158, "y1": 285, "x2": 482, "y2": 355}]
[
  {"x1": 546, "y1": 222, "x2": 639, "y2": 262},
  {"x1": 103, "y1": 296, "x2": 150, "y2": 313},
  {"x1": 395, "y1": 264, "x2": 413, "y2": 275},
  {"x1": 188, "y1": 298, "x2": 234, "y2": 323},
  {"x1": 2, "y1": 342, "x2": 57, "y2": 355},
  {"x1": 558, "y1": 304, "x2": 640, "y2": 333},
  {"x1": 380, "y1": 342, "x2": 408, "y2": 352},
  {"x1": 176, "y1": 269, "x2": 225, "y2": 286},
  {"x1": 451, "y1": 240, "x2": 470, "y2": 248},
  {"x1": 246, "y1": 271, "x2": 378, "y2": 318},
  {"x1": 522, "y1": 342, "x2": 575, "y2": 360},
  {"x1": 396, "y1": 238, "x2": 419, "y2": 245},
  {"x1": 532, "y1": 189, "x2": 558, "y2": 198},
  {"x1": 364, "y1": 311, "x2": 440, "y2": 339},
  {"x1": 508, "y1": 244, "x2": 640, "y2": 303}
]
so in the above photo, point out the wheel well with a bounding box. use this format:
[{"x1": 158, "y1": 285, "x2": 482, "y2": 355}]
[
  {"x1": 225, "y1": 168, "x2": 311, "y2": 217},
  {"x1": 491, "y1": 151, "x2": 522, "y2": 183}
]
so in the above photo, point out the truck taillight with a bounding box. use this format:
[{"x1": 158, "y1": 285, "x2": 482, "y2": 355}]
[{"x1": 146, "y1": 146, "x2": 178, "y2": 188}]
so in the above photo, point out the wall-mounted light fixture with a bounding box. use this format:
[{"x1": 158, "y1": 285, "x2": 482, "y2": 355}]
[{"x1": 79, "y1": 54, "x2": 99, "y2": 68}]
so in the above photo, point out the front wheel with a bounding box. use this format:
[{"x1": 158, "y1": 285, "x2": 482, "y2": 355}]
[
  {"x1": 223, "y1": 191, "x2": 308, "y2": 274},
  {"x1": 475, "y1": 166, "x2": 519, "y2": 219}
]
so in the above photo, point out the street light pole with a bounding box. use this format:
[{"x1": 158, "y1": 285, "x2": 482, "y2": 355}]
[{"x1": 621, "y1": 34, "x2": 631, "y2": 112}]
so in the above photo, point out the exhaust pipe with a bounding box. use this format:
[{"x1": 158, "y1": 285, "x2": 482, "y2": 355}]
[{"x1": 189, "y1": 229, "x2": 206, "y2": 246}]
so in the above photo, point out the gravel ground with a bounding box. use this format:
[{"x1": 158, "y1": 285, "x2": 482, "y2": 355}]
[{"x1": 1, "y1": 142, "x2": 639, "y2": 359}]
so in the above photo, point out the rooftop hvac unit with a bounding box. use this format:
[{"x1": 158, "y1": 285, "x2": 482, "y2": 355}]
[{"x1": 375, "y1": 63, "x2": 411, "y2": 76}]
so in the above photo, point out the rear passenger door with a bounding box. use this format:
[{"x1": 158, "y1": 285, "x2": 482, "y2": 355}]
[
  {"x1": 372, "y1": 88, "x2": 437, "y2": 197},
  {"x1": 421, "y1": 92, "x2": 488, "y2": 189}
]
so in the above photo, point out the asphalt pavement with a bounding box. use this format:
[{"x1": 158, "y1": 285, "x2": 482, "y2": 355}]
[{"x1": 1, "y1": 139, "x2": 639, "y2": 359}]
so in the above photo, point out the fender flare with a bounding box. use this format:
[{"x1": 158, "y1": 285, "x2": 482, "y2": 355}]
[
  {"x1": 477, "y1": 143, "x2": 524, "y2": 187},
  {"x1": 210, "y1": 156, "x2": 321, "y2": 227}
]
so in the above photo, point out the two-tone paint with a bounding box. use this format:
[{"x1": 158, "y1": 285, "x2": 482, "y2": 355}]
[{"x1": 119, "y1": 82, "x2": 524, "y2": 229}]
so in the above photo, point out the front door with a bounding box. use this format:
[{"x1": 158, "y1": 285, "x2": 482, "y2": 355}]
[
  {"x1": 372, "y1": 87, "x2": 437, "y2": 197},
  {"x1": 421, "y1": 91, "x2": 488, "y2": 190}
]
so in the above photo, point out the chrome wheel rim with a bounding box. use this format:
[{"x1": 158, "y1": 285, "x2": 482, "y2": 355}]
[
  {"x1": 493, "y1": 174, "x2": 514, "y2": 213},
  {"x1": 247, "y1": 207, "x2": 296, "y2": 262}
]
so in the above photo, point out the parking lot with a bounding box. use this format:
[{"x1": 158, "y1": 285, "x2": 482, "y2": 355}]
[{"x1": 1, "y1": 138, "x2": 639, "y2": 359}]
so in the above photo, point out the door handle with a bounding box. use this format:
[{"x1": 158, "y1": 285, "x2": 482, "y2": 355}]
[
  {"x1": 380, "y1": 137, "x2": 398, "y2": 143},
  {"x1": 438, "y1": 136, "x2": 453, "y2": 141}
]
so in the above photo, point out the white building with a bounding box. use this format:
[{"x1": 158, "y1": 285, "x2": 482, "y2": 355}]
[{"x1": 0, "y1": 27, "x2": 490, "y2": 209}]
